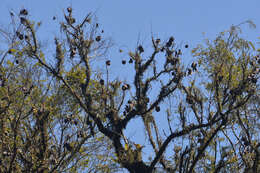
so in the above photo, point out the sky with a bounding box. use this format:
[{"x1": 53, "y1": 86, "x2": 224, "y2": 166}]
[
  {"x1": 0, "y1": 0, "x2": 259, "y2": 80},
  {"x1": 1, "y1": 0, "x2": 259, "y2": 47},
  {"x1": 0, "y1": 0, "x2": 259, "y2": 170}
]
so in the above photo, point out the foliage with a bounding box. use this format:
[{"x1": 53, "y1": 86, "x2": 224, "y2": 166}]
[
  {"x1": 0, "y1": 7, "x2": 259, "y2": 173},
  {"x1": 0, "y1": 8, "x2": 118, "y2": 173}
]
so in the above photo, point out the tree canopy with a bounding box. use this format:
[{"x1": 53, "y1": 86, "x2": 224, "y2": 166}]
[{"x1": 0, "y1": 7, "x2": 259, "y2": 173}]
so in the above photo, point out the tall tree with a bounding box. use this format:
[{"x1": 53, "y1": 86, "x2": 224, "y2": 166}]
[
  {"x1": 0, "y1": 8, "x2": 119, "y2": 173},
  {"x1": 0, "y1": 7, "x2": 259, "y2": 173}
]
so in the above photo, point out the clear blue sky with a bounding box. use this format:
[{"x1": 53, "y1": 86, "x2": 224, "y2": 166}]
[
  {"x1": 0, "y1": 0, "x2": 259, "y2": 76},
  {"x1": 1, "y1": 0, "x2": 259, "y2": 47},
  {"x1": 1, "y1": 0, "x2": 259, "y2": 169}
]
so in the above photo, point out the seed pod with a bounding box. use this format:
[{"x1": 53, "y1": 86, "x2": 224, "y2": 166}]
[
  {"x1": 155, "y1": 39, "x2": 160, "y2": 44},
  {"x1": 155, "y1": 106, "x2": 160, "y2": 112},
  {"x1": 64, "y1": 117, "x2": 71, "y2": 124},
  {"x1": 175, "y1": 50, "x2": 178, "y2": 57},
  {"x1": 145, "y1": 97, "x2": 149, "y2": 103},
  {"x1": 191, "y1": 62, "x2": 197, "y2": 71},
  {"x1": 186, "y1": 96, "x2": 193, "y2": 104},
  {"x1": 16, "y1": 31, "x2": 20, "y2": 37},
  {"x1": 125, "y1": 105, "x2": 130, "y2": 112},
  {"x1": 166, "y1": 42, "x2": 172, "y2": 48},
  {"x1": 20, "y1": 17, "x2": 27, "y2": 25},
  {"x1": 70, "y1": 18, "x2": 76, "y2": 24},
  {"x1": 169, "y1": 36, "x2": 174, "y2": 42},
  {"x1": 249, "y1": 61, "x2": 255, "y2": 66},
  {"x1": 178, "y1": 49, "x2": 182, "y2": 55},
  {"x1": 99, "y1": 79, "x2": 105, "y2": 85},
  {"x1": 20, "y1": 9, "x2": 28, "y2": 16},
  {"x1": 67, "y1": 7, "x2": 72, "y2": 13},
  {"x1": 173, "y1": 76, "x2": 180, "y2": 83},
  {"x1": 64, "y1": 143, "x2": 73, "y2": 151},
  {"x1": 218, "y1": 75, "x2": 223, "y2": 82},
  {"x1": 86, "y1": 18, "x2": 91, "y2": 23},
  {"x1": 73, "y1": 120, "x2": 78, "y2": 125},
  {"x1": 170, "y1": 58, "x2": 179, "y2": 66},
  {"x1": 166, "y1": 37, "x2": 174, "y2": 47},
  {"x1": 106, "y1": 60, "x2": 111, "y2": 66},
  {"x1": 70, "y1": 48, "x2": 76, "y2": 58},
  {"x1": 160, "y1": 47, "x2": 165, "y2": 52},
  {"x1": 138, "y1": 45, "x2": 144, "y2": 53},
  {"x1": 251, "y1": 77, "x2": 257, "y2": 84},
  {"x1": 122, "y1": 85, "x2": 127, "y2": 91},
  {"x1": 122, "y1": 84, "x2": 130, "y2": 91},
  {"x1": 18, "y1": 34, "x2": 24, "y2": 40},
  {"x1": 187, "y1": 68, "x2": 192, "y2": 75},
  {"x1": 241, "y1": 136, "x2": 250, "y2": 146},
  {"x1": 96, "y1": 36, "x2": 101, "y2": 42},
  {"x1": 77, "y1": 131, "x2": 84, "y2": 138}
]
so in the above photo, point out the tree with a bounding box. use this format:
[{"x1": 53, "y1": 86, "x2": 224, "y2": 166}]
[
  {"x1": 0, "y1": 8, "x2": 119, "y2": 173},
  {"x1": 0, "y1": 7, "x2": 259, "y2": 173}
]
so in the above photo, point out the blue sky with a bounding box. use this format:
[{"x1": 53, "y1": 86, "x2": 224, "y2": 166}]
[
  {"x1": 0, "y1": 0, "x2": 259, "y2": 169},
  {"x1": 1, "y1": 0, "x2": 259, "y2": 47},
  {"x1": 0, "y1": 0, "x2": 259, "y2": 77}
]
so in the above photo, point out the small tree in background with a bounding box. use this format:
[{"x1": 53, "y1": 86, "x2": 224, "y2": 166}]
[{"x1": 0, "y1": 7, "x2": 259, "y2": 173}]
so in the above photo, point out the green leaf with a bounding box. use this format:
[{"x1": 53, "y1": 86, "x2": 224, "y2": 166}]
[
  {"x1": 7, "y1": 60, "x2": 14, "y2": 67},
  {"x1": 248, "y1": 41, "x2": 255, "y2": 50}
]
